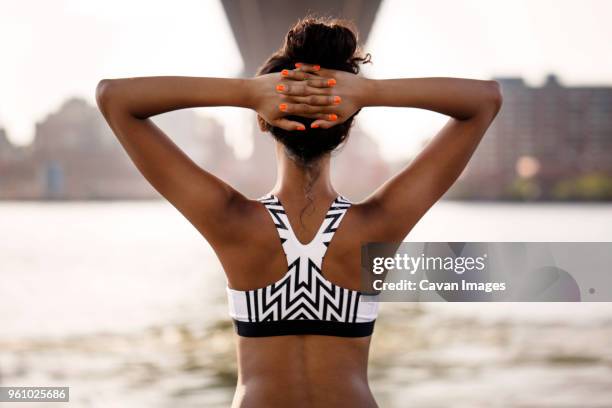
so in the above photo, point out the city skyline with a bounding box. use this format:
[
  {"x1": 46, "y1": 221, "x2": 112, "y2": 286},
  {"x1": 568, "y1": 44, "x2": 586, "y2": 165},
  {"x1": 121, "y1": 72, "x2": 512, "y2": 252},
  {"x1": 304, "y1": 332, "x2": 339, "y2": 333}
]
[
  {"x1": 453, "y1": 74, "x2": 612, "y2": 200},
  {"x1": 1, "y1": 72, "x2": 611, "y2": 201},
  {"x1": 0, "y1": 95, "x2": 393, "y2": 201},
  {"x1": 1, "y1": 0, "x2": 612, "y2": 161}
]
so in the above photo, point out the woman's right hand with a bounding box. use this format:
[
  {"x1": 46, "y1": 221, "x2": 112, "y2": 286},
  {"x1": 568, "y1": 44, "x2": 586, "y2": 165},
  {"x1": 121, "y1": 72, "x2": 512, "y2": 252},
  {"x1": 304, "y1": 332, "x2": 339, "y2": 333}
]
[{"x1": 248, "y1": 67, "x2": 340, "y2": 131}]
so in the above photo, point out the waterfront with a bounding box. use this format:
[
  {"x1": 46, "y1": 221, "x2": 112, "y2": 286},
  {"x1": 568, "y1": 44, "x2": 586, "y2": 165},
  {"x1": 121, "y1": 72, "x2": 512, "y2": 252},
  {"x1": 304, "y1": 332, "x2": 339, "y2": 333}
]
[{"x1": 1, "y1": 201, "x2": 611, "y2": 407}]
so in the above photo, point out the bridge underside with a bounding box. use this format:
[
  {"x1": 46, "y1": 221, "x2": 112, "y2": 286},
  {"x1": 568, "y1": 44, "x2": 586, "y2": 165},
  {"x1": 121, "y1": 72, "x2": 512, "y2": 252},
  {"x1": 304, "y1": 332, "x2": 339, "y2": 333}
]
[{"x1": 221, "y1": 0, "x2": 381, "y2": 75}]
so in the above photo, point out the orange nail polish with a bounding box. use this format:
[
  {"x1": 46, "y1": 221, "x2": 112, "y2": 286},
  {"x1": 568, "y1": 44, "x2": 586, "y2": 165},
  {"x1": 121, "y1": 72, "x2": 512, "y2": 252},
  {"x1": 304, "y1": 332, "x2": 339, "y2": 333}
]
[
  {"x1": 329, "y1": 113, "x2": 338, "y2": 121},
  {"x1": 327, "y1": 78, "x2": 336, "y2": 86},
  {"x1": 279, "y1": 103, "x2": 288, "y2": 111},
  {"x1": 333, "y1": 96, "x2": 341, "y2": 105},
  {"x1": 313, "y1": 65, "x2": 321, "y2": 71},
  {"x1": 281, "y1": 69, "x2": 289, "y2": 76},
  {"x1": 311, "y1": 123, "x2": 320, "y2": 129},
  {"x1": 295, "y1": 63, "x2": 302, "y2": 68},
  {"x1": 297, "y1": 125, "x2": 306, "y2": 131},
  {"x1": 276, "y1": 84, "x2": 285, "y2": 91}
]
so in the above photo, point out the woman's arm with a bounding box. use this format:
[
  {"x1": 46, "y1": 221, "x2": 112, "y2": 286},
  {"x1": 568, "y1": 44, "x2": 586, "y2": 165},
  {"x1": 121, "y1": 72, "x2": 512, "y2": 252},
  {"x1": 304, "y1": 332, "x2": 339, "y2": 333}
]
[
  {"x1": 363, "y1": 77, "x2": 501, "y2": 119},
  {"x1": 96, "y1": 77, "x2": 249, "y2": 244},
  {"x1": 95, "y1": 75, "x2": 335, "y2": 243},
  {"x1": 284, "y1": 65, "x2": 502, "y2": 240},
  {"x1": 361, "y1": 77, "x2": 502, "y2": 240}
]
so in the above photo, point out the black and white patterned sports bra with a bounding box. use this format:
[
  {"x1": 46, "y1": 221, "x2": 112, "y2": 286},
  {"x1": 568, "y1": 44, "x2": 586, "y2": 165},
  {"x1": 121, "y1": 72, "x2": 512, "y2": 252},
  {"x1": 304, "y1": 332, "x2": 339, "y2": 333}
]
[{"x1": 226, "y1": 194, "x2": 379, "y2": 337}]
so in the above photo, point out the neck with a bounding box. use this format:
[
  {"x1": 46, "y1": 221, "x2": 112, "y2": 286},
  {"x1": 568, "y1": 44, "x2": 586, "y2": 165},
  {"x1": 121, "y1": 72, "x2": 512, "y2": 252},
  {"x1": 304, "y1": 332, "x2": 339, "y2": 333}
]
[{"x1": 272, "y1": 143, "x2": 337, "y2": 202}]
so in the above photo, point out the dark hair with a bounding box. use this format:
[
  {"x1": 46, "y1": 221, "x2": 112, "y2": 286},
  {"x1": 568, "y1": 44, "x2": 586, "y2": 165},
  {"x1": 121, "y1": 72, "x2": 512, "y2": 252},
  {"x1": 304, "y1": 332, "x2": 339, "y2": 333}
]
[{"x1": 256, "y1": 16, "x2": 371, "y2": 165}]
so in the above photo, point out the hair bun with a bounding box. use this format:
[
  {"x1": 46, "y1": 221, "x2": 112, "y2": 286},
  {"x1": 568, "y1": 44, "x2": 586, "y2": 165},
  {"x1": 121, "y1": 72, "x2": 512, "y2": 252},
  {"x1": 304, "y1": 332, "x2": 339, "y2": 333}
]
[{"x1": 285, "y1": 18, "x2": 358, "y2": 71}]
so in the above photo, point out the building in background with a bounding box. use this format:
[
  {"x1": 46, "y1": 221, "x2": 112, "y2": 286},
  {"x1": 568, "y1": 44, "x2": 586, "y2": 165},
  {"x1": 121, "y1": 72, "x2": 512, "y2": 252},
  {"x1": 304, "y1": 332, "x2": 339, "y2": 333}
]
[
  {"x1": 451, "y1": 74, "x2": 612, "y2": 200},
  {"x1": 2, "y1": 74, "x2": 612, "y2": 201},
  {"x1": 0, "y1": 98, "x2": 232, "y2": 199},
  {"x1": 0, "y1": 97, "x2": 391, "y2": 200}
]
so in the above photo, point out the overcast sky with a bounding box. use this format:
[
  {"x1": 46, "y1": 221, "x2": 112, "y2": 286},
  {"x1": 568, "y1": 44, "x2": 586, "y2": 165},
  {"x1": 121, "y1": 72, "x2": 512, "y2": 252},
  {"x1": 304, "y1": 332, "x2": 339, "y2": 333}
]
[{"x1": 1, "y1": 0, "x2": 611, "y2": 160}]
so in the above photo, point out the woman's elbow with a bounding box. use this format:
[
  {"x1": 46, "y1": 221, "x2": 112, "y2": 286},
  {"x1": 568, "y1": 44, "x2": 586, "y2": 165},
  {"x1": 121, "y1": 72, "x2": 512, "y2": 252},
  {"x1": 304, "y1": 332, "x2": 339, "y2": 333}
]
[
  {"x1": 95, "y1": 79, "x2": 119, "y2": 115},
  {"x1": 485, "y1": 80, "x2": 503, "y2": 114}
]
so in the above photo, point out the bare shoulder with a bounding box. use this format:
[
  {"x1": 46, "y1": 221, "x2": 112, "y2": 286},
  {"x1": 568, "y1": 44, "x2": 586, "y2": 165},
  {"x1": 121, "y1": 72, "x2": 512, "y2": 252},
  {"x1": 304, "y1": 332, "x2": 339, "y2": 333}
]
[
  {"x1": 343, "y1": 198, "x2": 411, "y2": 244},
  {"x1": 206, "y1": 194, "x2": 285, "y2": 287},
  {"x1": 338, "y1": 200, "x2": 381, "y2": 244},
  {"x1": 203, "y1": 194, "x2": 276, "y2": 248}
]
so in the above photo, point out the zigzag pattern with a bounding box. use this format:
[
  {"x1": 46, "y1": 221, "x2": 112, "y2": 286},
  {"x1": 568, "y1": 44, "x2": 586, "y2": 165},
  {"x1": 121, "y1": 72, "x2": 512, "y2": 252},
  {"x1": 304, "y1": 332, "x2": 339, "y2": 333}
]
[{"x1": 243, "y1": 194, "x2": 363, "y2": 323}]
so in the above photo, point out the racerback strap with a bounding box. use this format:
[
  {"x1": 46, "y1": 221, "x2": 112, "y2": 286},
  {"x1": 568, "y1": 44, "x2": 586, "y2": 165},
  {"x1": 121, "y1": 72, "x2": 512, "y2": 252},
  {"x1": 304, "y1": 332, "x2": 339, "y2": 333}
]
[{"x1": 258, "y1": 195, "x2": 351, "y2": 278}]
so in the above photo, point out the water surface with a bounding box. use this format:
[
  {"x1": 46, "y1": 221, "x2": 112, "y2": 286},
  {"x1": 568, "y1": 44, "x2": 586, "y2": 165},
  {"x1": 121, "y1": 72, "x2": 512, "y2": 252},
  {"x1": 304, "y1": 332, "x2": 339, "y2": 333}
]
[{"x1": 1, "y1": 201, "x2": 611, "y2": 407}]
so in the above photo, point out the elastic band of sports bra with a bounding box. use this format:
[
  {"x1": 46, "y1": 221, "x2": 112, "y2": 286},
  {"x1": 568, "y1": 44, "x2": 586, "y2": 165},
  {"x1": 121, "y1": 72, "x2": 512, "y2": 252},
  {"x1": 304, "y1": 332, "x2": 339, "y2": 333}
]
[{"x1": 233, "y1": 319, "x2": 376, "y2": 337}]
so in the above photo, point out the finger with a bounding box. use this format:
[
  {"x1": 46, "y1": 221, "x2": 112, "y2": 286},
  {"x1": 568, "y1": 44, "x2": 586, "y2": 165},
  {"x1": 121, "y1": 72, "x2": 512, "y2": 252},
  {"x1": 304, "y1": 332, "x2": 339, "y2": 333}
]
[
  {"x1": 288, "y1": 95, "x2": 341, "y2": 107},
  {"x1": 280, "y1": 69, "x2": 314, "y2": 81},
  {"x1": 280, "y1": 103, "x2": 339, "y2": 120},
  {"x1": 310, "y1": 120, "x2": 338, "y2": 129},
  {"x1": 273, "y1": 118, "x2": 306, "y2": 132},
  {"x1": 276, "y1": 82, "x2": 332, "y2": 97},
  {"x1": 294, "y1": 62, "x2": 321, "y2": 74},
  {"x1": 278, "y1": 102, "x2": 320, "y2": 115},
  {"x1": 294, "y1": 112, "x2": 334, "y2": 120},
  {"x1": 306, "y1": 77, "x2": 337, "y2": 88}
]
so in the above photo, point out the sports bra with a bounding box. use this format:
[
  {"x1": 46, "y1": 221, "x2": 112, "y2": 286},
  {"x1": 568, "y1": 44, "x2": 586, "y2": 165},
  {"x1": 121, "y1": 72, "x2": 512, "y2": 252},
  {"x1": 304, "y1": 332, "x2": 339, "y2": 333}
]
[{"x1": 226, "y1": 194, "x2": 379, "y2": 337}]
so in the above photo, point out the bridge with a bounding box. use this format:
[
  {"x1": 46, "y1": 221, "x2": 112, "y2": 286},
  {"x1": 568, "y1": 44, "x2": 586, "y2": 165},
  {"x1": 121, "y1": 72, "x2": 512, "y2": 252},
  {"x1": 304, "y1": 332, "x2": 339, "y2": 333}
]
[{"x1": 221, "y1": 0, "x2": 382, "y2": 75}]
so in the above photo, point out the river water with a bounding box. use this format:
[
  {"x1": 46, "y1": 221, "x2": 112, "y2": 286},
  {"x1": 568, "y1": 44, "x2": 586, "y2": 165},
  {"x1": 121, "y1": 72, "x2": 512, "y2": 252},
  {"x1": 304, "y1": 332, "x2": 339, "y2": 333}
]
[{"x1": 1, "y1": 201, "x2": 611, "y2": 407}]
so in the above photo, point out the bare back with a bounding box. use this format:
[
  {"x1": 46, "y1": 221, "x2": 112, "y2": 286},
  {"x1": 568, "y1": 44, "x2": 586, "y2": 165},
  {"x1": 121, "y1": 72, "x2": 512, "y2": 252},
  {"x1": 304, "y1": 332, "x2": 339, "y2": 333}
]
[{"x1": 216, "y1": 195, "x2": 379, "y2": 408}]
